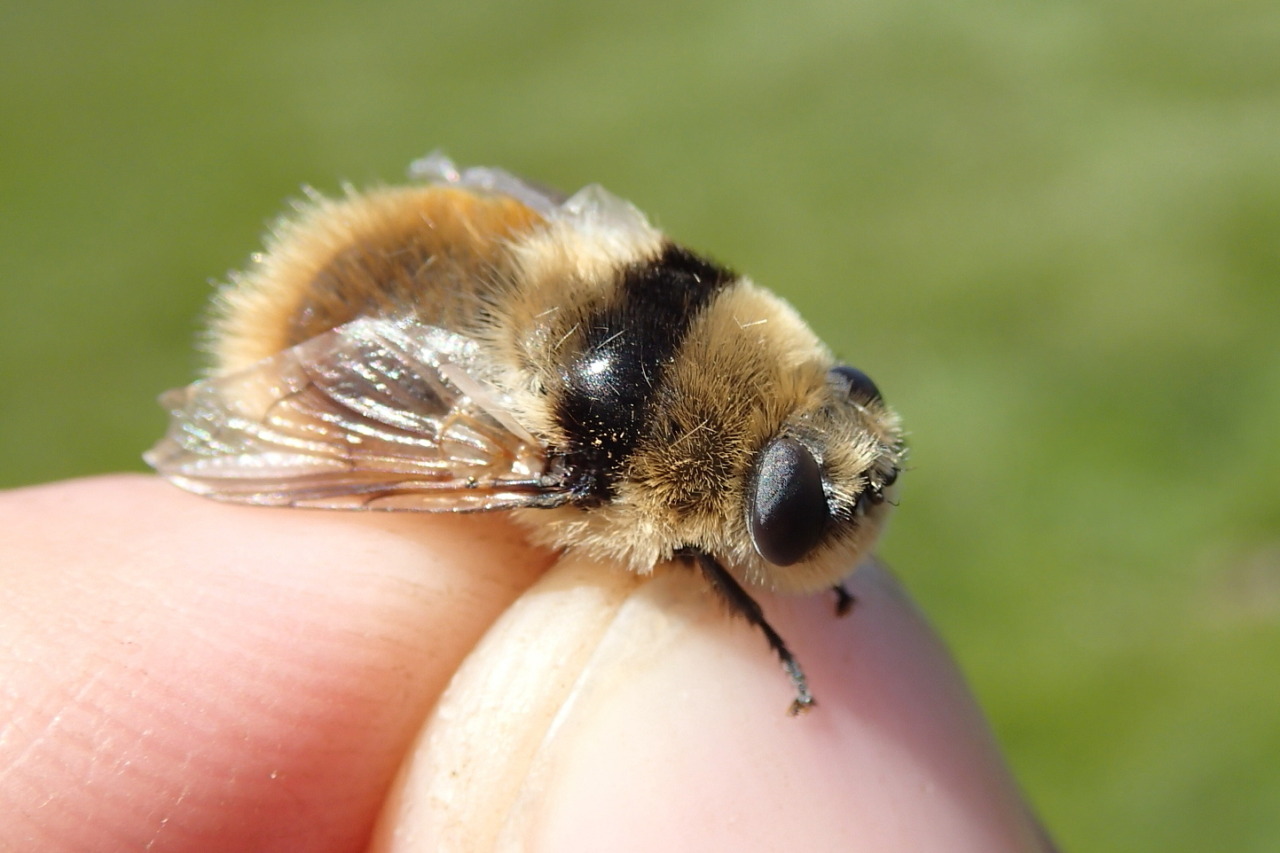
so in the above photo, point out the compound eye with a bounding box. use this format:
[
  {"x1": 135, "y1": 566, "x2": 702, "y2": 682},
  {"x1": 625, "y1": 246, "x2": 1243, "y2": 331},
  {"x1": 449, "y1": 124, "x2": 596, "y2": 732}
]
[
  {"x1": 748, "y1": 436, "x2": 830, "y2": 566},
  {"x1": 830, "y1": 364, "x2": 882, "y2": 404}
]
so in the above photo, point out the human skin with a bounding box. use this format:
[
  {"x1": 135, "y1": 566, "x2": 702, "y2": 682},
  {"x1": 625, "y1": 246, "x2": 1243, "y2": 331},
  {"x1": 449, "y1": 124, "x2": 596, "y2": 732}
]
[{"x1": 0, "y1": 475, "x2": 1053, "y2": 851}]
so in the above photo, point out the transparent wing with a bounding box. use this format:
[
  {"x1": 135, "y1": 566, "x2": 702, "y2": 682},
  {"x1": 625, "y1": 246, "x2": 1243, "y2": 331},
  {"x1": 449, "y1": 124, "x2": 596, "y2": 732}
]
[
  {"x1": 144, "y1": 316, "x2": 572, "y2": 512},
  {"x1": 408, "y1": 150, "x2": 569, "y2": 216},
  {"x1": 409, "y1": 150, "x2": 657, "y2": 240}
]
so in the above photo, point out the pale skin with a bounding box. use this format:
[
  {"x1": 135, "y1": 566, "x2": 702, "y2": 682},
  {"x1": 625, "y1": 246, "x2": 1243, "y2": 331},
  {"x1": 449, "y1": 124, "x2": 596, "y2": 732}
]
[{"x1": 1, "y1": 475, "x2": 1055, "y2": 852}]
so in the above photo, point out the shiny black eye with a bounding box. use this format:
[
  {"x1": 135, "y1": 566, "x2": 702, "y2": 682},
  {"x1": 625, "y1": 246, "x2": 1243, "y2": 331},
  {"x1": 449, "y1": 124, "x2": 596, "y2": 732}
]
[
  {"x1": 830, "y1": 364, "x2": 882, "y2": 404},
  {"x1": 748, "y1": 436, "x2": 830, "y2": 566}
]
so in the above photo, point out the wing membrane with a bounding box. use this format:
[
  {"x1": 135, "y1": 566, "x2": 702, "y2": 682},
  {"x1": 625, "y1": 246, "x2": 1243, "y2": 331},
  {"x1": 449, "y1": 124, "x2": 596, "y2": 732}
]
[{"x1": 145, "y1": 316, "x2": 570, "y2": 512}]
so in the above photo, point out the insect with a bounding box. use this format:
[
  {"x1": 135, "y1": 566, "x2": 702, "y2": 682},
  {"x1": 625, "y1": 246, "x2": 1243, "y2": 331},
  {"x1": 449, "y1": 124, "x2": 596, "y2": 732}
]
[{"x1": 146, "y1": 153, "x2": 905, "y2": 714}]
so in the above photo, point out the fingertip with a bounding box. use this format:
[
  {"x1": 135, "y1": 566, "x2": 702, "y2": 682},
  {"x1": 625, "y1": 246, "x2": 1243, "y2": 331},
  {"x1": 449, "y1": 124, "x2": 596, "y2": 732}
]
[
  {"x1": 1, "y1": 475, "x2": 555, "y2": 852},
  {"x1": 375, "y1": 558, "x2": 1051, "y2": 852}
]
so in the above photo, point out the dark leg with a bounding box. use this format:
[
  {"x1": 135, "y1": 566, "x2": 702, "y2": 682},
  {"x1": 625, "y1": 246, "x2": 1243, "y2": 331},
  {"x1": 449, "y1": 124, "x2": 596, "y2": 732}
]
[
  {"x1": 831, "y1": 582, "x2": 856, "y2": 617},
  {"x1": 691, "y1": 552, "x2": 814, "y2": 715}
]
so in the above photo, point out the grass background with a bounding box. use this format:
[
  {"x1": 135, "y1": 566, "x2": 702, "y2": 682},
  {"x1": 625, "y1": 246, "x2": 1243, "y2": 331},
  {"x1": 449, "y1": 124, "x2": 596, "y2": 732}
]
[{"x1": 3, "y1": 2, "x2": 1277, "y2": 849}]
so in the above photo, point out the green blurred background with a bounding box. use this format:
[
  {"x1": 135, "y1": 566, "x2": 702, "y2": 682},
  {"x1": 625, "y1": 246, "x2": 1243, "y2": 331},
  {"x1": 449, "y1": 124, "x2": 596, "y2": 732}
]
[{"x1": 3, "y1": 2, "x2": 1277, "y2": 849}]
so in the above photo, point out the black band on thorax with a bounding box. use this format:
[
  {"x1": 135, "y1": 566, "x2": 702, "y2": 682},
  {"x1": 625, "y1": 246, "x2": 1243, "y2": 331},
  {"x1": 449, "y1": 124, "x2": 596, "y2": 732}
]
[{"x1": 554, "y1": 244, "x2": 733, "y2": 499}]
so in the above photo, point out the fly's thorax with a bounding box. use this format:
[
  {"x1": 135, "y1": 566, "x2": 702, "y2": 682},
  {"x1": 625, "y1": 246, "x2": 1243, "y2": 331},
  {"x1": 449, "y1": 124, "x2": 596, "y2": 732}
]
[
  {"x1": 482, "y1": 214, "x2": 741, "y2": 504},
  {"x1": 473, "y1": 206, "x2": 666, "y2": 445}
]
